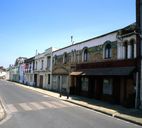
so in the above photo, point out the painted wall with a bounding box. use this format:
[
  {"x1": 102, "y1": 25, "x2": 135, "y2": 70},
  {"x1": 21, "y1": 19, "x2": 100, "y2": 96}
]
[
  {"x1": 53, "y1": 32, "x2": 117, "y2": 56},
  {"x1": 34, "y1": 47, "x2": 53, "y2": 89}
]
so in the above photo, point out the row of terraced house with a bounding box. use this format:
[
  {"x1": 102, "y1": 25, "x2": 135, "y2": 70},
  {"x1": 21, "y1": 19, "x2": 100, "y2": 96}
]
[{"x1": 8, "y1": 23, "x2": 142, "y2": 109}]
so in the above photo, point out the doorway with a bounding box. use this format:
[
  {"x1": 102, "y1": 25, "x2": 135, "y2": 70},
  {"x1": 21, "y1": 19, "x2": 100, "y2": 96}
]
[{"x1": 39, "y1": 75, "x2": 43, "y2": 88}]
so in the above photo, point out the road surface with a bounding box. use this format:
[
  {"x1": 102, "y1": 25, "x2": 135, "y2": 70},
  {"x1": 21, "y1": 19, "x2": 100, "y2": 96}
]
[{"x1": 0, "y1": 80, "x2": 141, "y2": 128}]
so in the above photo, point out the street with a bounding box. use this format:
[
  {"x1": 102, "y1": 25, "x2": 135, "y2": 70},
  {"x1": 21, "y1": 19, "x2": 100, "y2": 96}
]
[{"x1": 0, "y1": 80, "x2": 141, "y2": 128}]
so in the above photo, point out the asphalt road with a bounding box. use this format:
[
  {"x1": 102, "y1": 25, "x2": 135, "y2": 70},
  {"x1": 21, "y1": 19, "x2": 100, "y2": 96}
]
[{"x1": 0, "y1": 80, "x2": 141, "y2": 128}]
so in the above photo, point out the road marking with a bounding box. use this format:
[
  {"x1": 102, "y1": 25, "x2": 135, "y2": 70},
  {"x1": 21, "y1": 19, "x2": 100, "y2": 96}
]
[
  {"x1": 42, "y1": 95, "x2": 48, "y2": 97},
  {"x1": 40, "y1": 101, "x2": 58, "y2": 108},
  {"x1": 29, "y1": 102, "x2": 45, "y2": 110},
  {"x1": 6, "y1": 100, "x2": 75, "y2": 113},
  {"x1": 51, "y1": 101, "x2": 67, "y2": 108},
  {"x1": 60, "y1": 100, "x2": 76, "y2": 107},
  {"x1": 19, "y1": 103, "x2": 32, "y2": 111},
  {"x1": 7, "y1": 104, "x2": 18, "y2": 113}
]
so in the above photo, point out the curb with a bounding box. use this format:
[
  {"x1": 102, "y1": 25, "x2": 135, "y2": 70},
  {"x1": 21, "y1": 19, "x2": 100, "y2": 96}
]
[
  {"x1": 64, "y1": 99, "x2": 142, "y2": 126},
  {"x1": 63, "y1": 99, "x2": 113, "y2": 116},
  {"x1": 114, "y1": 115, "x2": 142, "y2": 126}
]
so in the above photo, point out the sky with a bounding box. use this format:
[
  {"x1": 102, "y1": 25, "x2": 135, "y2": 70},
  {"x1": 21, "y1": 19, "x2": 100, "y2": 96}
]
[{"x1": 0, "y1": 0, "x2": 135, "y2": 68}]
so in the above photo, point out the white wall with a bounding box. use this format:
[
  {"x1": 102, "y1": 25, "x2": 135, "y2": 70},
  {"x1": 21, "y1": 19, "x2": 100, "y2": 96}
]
[
  {"x1": 53, "y1": 32, "x2": 117, "y2": 56},
  {"x1": 34, "y1": 47, "x2": 54, "y2": 89}
]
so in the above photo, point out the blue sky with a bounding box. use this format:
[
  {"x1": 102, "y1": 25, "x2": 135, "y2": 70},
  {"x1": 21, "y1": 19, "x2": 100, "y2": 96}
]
[{"x1": 0, "y1": 0, "x2": 135, "y2": 68}]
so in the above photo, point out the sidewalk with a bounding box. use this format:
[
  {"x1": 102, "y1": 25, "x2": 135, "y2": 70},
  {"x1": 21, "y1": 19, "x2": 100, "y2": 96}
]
[
  {"x1": 14, "y1": 82, "x2": 142, "y2": 126},
  {"x1": 0, "y1": 98, "x2": 6, "y2": 121}
]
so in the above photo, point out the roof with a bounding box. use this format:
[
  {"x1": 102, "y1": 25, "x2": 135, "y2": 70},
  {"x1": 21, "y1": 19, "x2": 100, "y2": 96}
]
[{"x1": 70, "y1": 67, "x2": 135, "y2": 76}]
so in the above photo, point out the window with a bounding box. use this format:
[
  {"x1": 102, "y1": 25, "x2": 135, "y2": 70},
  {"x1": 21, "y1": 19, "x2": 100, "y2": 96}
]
[
  {"x1": 53, "y1": 55, "x2": 57, "y2": 65},
  {"x1": 71, "y1": 50, "x2": 74, "y2": 63},
  {"x1": 71, "y1": 50, "x2": 76, "y2": 63},
  {"x1": 63, "y1": 53, "x2": 67, "y2": 64},
  {"x1": 29, "y1": 63, "x2": 31, "y2": 72},
  {"x1": 124, "y1": 41, "x2": 128, "y2": 59},
  {"x1": 104, "y1": 44, "x2": 111, "y2": 59},
  {"x1": 41, "y1": 60, "x2": 44, "y2": 70},
  {"x1": 35, "y1": 61, "x2": 37, "y2": 70},
  {"x1": 52, "y1": 75, "x2": 57, "y2": 89},
  {"x1": 103, "y1": 79, "x2": 112, "y2": 95},
  {"x1": 62, "y1": 75, "x2": 68, "y2": 88},
  {"x1": 130, "y1": 39, "x2": 135, "y2": 59},
  {"x1": 47, "y1": 56, "x2": 51, "y2": 69},
  {"x1": 48, "y1": 74, "x2": 50, "y2": 84},
  {"x1": 30, "y1": 74, "x2": 33, "y2": 82},
  {"x1": 81, "y1": 77, "x2": 88, "y2": 91},
  {"x1": 73, "y1": 50, "x2": 76, "y2": 62},
  {"x1": 82, "y1": 48, "x2": 88, "y2": 62},
  {"x1": 77, "y1": 51, "x2": 80, "y2": 63}
]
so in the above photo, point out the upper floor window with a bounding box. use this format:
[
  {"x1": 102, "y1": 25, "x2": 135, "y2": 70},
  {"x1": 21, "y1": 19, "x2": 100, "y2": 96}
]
[
  {"x1": 82, "y1": 48, "x2": 88, "y2": 62},
  {"x1": 53, "y1": 55, "x2": 57, "y2": 65},
  {"x1": 122, "y1": 39, "x2": 136, "y2": 59},
  {"x1": 73, "y1": 50, "x2": 76, "y2": 63},
  {"x1": 71, "y1": 50, "x2": 74, "y2": 63},
  {"x1": 35, "y1": 61, "x2": 37, "y2": 70},
  {"x1": 77, "y1": 51, "x2": 80, "y2": 63},
  {"x1": 130, "y1": 39, "x2": 135, "y2": 59},
  {"x1": 29, "y1": 63, "x2": 31, "y2": 72},
  {"x1": 63, "y1": 52, "x2": 67, "y2": 64},
  {"x1": 71, "y1": 50, "x2": 76, "y2": 63},
  {"x1": 41, "y1": 60, "x2": 44, "y2": 70},
  {"x1": 47, "y1": 56, "x2": 51, "y2": 69},
  {"x1": 104, "y1": 44, "x2": 111, "y2": 59},
  {"x1": 124, "y1": 41, "x2": 128, "y2": 59},
  {"x1": 33, "y1": 61, "x2": 34, "y2": 70}
]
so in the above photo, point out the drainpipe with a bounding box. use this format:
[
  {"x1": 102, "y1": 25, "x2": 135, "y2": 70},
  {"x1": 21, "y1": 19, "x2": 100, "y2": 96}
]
[
  {"x1": 135, "y1": 72, "x2": 139, "y2": 108},
  {"x1": 136, "y1": 0, "x2": 142, "y2": 109}
]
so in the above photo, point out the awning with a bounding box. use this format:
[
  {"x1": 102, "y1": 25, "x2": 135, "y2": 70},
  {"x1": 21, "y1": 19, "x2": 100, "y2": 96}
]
[
  {"x1": 70, "y1": 71, "x2": 83, "y2": 76},
  {"x1": 70, "y1": 67, "x2": 135, "y2": 76}
]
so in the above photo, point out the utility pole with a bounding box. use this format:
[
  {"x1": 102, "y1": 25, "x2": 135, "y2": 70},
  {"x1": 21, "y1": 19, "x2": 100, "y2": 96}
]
[{"x1": 136, "y1": 0, "x2": 142, "y2": 109}]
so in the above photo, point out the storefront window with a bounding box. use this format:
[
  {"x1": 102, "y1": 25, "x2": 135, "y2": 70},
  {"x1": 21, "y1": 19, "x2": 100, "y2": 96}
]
[
  {"x1": 81, "y1": 77, "x2": 88, "y2": 91},
  {"x1": 30, "y1": 74, "x2": 33, "y2": 82},
  {"x1": 103, "y1": 79, "x2": 112, "y2": 95},
  {"x1": 52, "y1": 76, "x2": 56, "y2": 84},
  {"x1": 62, "y1": 76, "x2": 68, "y2": 88}
]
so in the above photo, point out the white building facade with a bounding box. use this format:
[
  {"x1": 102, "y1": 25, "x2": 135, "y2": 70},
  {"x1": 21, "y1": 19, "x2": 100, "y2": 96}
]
[{"x1": 34, "y1": 47, "x2": 56, "y2": 89}]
